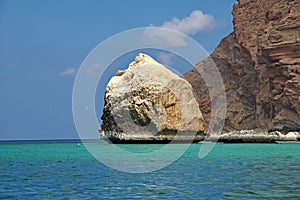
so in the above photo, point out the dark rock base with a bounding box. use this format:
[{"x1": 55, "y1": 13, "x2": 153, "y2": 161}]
[{"x1": 104, "y1": 138, "x2": 202, "y2": 144}]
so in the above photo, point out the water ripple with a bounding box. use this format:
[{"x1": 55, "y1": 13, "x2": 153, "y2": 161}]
[{"x1": 0, "y1": 143, "x2": 299, "y2": 199}]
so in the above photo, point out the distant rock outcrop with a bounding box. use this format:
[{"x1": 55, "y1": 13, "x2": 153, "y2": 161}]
[
  {"x1": 100, "y1": 53, "x2": 204, "y2": 143},
  {"x1": 220, "y1": 130, "x2": 299, "y2": 143},
  {"x1": 184, "y1": 0, "x2": 300, "y2": 135}
]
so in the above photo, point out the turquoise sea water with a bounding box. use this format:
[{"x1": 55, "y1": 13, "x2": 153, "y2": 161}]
[{"x1": 1, "y1": 142, "x2": 299, "y2": 199}]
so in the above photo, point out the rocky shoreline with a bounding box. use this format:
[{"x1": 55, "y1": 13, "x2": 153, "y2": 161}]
[
  {"x1": 100, "y1": 134, "x2": 204, "y2": 144},
  {"x1": 100, "y1": 129, "x2": 300, "y2": 144},
  {"x1": 99, "y1": 53, "x2": 300, "y2": 144},
  {"x1": 206, "y1": 130, "x2": 300, "y2": 143}
]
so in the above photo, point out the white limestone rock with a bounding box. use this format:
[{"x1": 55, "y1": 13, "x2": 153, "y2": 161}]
[{"x1": 100, "y1": 53, "x2": 204, "y2": 143}]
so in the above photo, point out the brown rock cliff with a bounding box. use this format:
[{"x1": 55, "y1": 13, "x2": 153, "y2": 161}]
[{"x1": 184, "y1": 0, "x2": 300, "y2": 133}]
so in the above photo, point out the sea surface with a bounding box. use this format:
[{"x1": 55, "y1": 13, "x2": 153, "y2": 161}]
[{"x1": 0, "y1": 141, "x2": 299, "y2": 199}]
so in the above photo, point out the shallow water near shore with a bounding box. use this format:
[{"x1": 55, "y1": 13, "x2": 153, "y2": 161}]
[{"x1": 1, "y1": 141, "x2": 299, "y2": 199}]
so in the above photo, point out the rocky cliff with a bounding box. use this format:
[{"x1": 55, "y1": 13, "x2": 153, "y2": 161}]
[
  {"x1": 100, "y1": 53, "x2": 204, "y2": 143},
  {"x1": 184, "y1": 0, "x2": 300, "y2": 134}
]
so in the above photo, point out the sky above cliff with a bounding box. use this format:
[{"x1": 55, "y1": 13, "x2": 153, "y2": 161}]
[{"x1": 0, "y1": 0, "x2": 236, "y2": 140}]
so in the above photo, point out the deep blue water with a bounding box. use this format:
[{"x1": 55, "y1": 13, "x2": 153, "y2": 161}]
[{"x1": 0, "y1": 141, "x2": 299, "y2": 199}]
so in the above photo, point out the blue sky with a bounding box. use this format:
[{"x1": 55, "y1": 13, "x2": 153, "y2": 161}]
[{"x1": 0, "y1": 0, "x2": 236, "y2": 140}]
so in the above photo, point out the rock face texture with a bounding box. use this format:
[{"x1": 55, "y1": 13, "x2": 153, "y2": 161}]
[
  {"x1": 184, "y1": 33, "x2": 258, "y2": 133},
  {"x1": 184, "y1": 0, "x2": 300, "y2": 133},
  {"x1": 100, "y1": 53, "x2": 204, "y2": 143}
]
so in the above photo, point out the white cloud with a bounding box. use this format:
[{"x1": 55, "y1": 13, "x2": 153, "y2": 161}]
[
  {"x1": 143, "y1": 10, "x2": 215, "y2": 47},
  {"x1": 161, "y1": 10, "x2": 215, "y2": 35},
  {"x1": 59, "y1": 67, "x2": 77, "y2": 77},
  {"x1": 156, "y1": 52, "x2": 176, "y2": 66}
]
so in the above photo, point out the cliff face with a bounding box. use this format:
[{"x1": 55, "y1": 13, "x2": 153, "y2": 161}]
[
  {"x1": 184, "y1": 0, "x2": 300, "y2": 132},
  {"x1": 184, "y1": 33, "x2": 258, "y2": 132}
]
